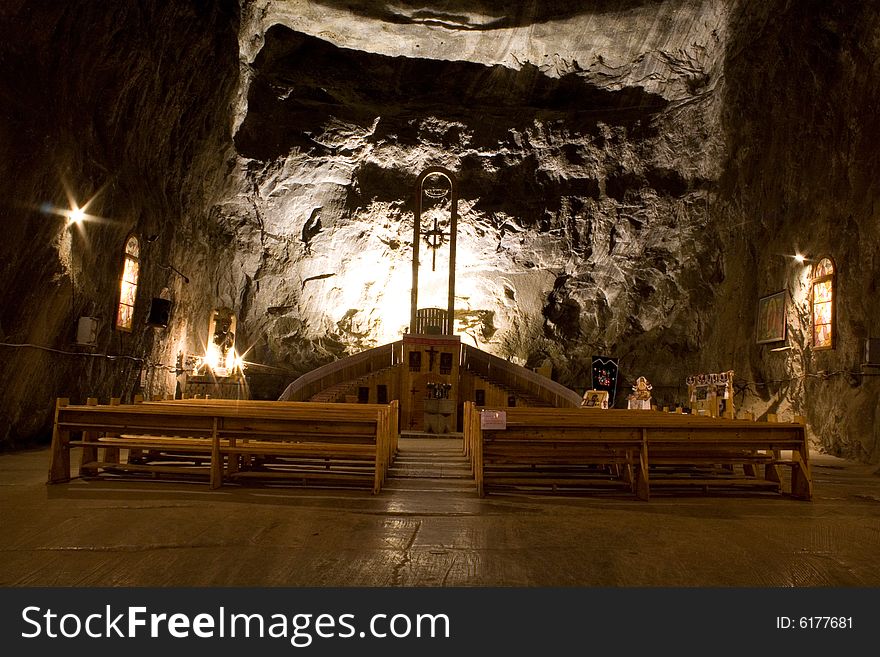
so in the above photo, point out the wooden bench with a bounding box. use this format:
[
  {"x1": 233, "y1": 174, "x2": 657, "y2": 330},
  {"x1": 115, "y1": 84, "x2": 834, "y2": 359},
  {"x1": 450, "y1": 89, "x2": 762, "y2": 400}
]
[
  {"x1": 463, "y1": 403, "x2": 811, "y2": 500},
  {"x1": 463, "y1": 402, "x2": 647, "y2": 497},
  {"x1": 48, "y1": 397, "x2": 399, "y2": 493}
]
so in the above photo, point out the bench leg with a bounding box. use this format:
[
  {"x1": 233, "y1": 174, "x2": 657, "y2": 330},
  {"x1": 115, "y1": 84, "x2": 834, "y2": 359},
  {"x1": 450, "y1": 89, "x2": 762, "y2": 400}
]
[
  {"x1": 79, "y1": 398, "x2": 100, "y2": 477},
  {"x1": 210, "y1": 420, "x2": 222, "y2": 489},
  {"x1": 635, "y1": 458, "x2": 650, "y2": 501},
  {"x1": 48, "y1": 429, "x2": 71, "y2": 484},
  {"x1": 103, "y1": 442, "x2": 120, "y2": 465},
  {"x1": 226, "y1": 438, "x2": 240, "y2": 477},
  {"x1": 764, "y1": 449, "x2": 783, "y2": 492},
  {"x1": 79, "y1": 432, "x2": 99, "y2": 477},
  {"x1": 636, "y1": 431, "x2": 650, "y2": 501},
  {"x1": 103, "y1": 397, "x2": 121, "y2": 465},
  {"x1": 621, "y1": 451, "x2": 634, "y2": 490},
  {"x1": 791, "y1": 449, "x2": 813, "y2": 500},
  {"x1": 48, "y1": 398, "x2": 71, "y2": 484}
]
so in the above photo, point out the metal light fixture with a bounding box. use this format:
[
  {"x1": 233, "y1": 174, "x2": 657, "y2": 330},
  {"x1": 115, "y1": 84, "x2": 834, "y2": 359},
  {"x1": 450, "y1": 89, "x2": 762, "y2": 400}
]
[{"x1": 158, "y1": 262, "x2": 189, "y2": 284}]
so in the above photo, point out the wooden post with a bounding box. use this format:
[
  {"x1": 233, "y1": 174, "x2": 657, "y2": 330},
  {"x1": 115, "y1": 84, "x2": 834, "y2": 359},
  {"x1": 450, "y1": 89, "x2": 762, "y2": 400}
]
[
  {"x1": 743, "y1": 411, "x2": 761, "y2": 477},
  {"x1": 390, "y1": 399, "x2": 400, "y2": 457},
  {"x1": 48, "y1": 398, "x2": 71, "y2": 483},
  {"x1": 373, "y1": 408, "x2": 385, "y2": 494},
  {"x1": 226, "y1": 433, "x2": 239, "y2": 477},
  {"x1": 210, "y1": 417, "x2": 222, "y2": 489},
  {"x1": 129, "y1": 394, "x2": 145, "y2": 463},
  {"x1": 474, "y1": 407, "x2": 484, "y2": 496},
  {"x1": 622, "y1": 448, "x2": 635, "y2": 491},
  {"x1": 79, "y1": 397, "x2": 99, "y2": 477},
  {"x1": 723, "y1": 371, "x2": 735, "y2": 419},
  {"x1": 384, "y1": 405, "x2": 392, "y2": 484},
  {"x1": 103, "y1": 397, "x2": 121, "y2": 464},
  {"x1": 763, "y1": 413, "x2": 782, "y2": 488},
  {"x1": 791, "y1": 440, "x2": 813, "y2": 500},
  {"x1": 462, "y1": 402, "x2": 471, "y2": 459},
  {"x1": 791, "y1": 417, "x2": 812, "y2": 500},
  {"x1": 381, "y1": 406, "x2": 390, "y2": 475},
  {"x1": 738, "y1": 411, "x2": 757, "y2": 476},
  {"x1": 636, "y1": 428, "x2": 650, "y2": 501}
]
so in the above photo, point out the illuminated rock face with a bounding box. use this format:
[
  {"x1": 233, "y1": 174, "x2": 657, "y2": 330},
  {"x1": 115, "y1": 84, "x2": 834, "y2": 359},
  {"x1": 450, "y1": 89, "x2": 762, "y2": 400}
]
[
  {"x1": 0, "y1": 1, "x2": 878, "y2": 461},
  {"x1": 222, "y1": 3, "x2": 729, "y2": 395}
]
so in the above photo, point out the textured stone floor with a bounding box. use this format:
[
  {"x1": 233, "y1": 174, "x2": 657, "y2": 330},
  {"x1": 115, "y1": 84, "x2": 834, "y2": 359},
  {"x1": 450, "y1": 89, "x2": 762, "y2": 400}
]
[{"x1": 1, "y1": 443, "x2": 879, "y2": 587}]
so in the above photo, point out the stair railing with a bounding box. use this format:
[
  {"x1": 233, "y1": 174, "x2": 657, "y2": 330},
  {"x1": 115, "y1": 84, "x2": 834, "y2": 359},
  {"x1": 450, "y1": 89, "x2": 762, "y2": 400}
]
[
  {"x1": 279, "y1": 341, "x2": 404, "y2": 401},
  {"x1": 460, "y1": 344, "x2": 582, "y2": 408}
]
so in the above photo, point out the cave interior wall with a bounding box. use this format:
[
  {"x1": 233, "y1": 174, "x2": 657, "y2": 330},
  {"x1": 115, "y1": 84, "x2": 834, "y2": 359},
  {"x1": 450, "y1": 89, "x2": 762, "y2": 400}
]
[{"x1": 0, "y1": 0, "x2": 877, "y2": 461}]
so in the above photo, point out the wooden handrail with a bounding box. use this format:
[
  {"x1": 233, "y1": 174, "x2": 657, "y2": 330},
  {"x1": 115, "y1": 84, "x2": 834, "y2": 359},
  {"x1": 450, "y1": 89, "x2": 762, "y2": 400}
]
[
  {"x1": 460, "y1": 344, "x2": 583, "y2": 408},
  {"x1": 278, "y1": 341, "x2": 404, "y2": 401}
]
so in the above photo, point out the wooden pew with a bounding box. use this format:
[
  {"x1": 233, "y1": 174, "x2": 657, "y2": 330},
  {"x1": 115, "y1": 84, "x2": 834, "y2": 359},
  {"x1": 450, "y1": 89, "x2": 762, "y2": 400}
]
[
  {"x1": 142, "y1": 399, "x2": 399, "y2": 489},
  {"x1": 641, "y1": 415, "x2": 810, "y2": 498},
  {"x1": 464, "y1": 405, "x2": 811, "y2": 500},
  {"x1": 48, "y1": 398, "x2": 398, "y2": 494},
  {"x1": 464, "y1": 403, "x2": 649, "y2": 498}
]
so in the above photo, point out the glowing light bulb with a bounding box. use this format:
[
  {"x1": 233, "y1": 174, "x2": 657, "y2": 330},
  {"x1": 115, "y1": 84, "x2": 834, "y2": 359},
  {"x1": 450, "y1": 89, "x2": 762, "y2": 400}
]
[
  {"x1": 204, "y1": 343, "x2": 220, "y2": 370},
  {"x1": 69, "y1": 207, "x2": 85, "y2": 224},
  {"x1": 794, "y1": 253, "x2": 805, "y2": 263}
]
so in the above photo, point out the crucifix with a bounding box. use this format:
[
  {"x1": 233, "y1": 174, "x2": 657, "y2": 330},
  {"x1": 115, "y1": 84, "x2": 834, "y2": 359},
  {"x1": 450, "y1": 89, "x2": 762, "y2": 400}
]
[
  {"x1": 422, "y1": 216, "x2": 449, "y2": 271},
  {"x1": 410, "y1": 167, "x2": 458, "y2": 336},
  {"x1": 425, "y1": 346, "x2": 439, "y2": 372}
]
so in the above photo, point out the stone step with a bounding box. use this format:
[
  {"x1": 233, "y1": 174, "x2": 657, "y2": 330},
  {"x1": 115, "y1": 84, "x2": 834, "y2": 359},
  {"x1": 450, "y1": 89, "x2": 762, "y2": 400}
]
[
  {"x1": 387, "y1": 467, "x2": 473, "y2": 479},
  {"x1": 389, "y1": 456, "x2": 471, "y2": 469},
  {"x1": 392, "y1": 454, "x2": 469, "y2": 463},
  {"x1": 386, "y1": 436, "x2": 474, "y2": 492},
  {"x1": 382, "y1": 477, "x2": 476, "y2": 493}
]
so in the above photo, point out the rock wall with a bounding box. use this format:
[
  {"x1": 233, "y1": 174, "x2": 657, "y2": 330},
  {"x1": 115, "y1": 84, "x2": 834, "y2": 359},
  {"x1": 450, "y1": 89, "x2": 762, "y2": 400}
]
[
  {"x1": 221, "y1": 0, "x2": 731, "y2": 402},
  {"x1": 711, "y1": 0, "x2": 880, "y2": 460},
  {"x1": 1, "y1": 0, "x2": 877, "y2": 462},
  {"x1": 0, "y1": 0, "x2": 240, "y2": 447}
]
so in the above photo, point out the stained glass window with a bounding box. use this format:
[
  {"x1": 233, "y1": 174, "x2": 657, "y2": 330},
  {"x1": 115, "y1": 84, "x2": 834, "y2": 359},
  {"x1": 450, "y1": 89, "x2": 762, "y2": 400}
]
[
  {"x1": 811, "y1": 257, "x2": 835, "y2": 349},
  {"x1": 115, "y1": 235, "x2": 139, "y2": 331}
]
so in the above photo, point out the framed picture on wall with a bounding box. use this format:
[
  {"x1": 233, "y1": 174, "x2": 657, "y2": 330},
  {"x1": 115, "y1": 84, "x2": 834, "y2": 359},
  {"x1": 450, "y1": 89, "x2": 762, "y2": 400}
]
[{"x1": 756, "y1": 290, "x2": 787, "y2": 344}]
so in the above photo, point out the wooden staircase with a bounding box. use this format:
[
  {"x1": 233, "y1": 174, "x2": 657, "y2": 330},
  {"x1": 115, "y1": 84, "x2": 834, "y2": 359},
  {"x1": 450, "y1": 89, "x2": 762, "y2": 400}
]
[
  {"x1": 468, "y1": 370, "x2": 553, "y2": 407},
  {"x1": 308, "y1": 365, "x2": 399, "y2": 403}
]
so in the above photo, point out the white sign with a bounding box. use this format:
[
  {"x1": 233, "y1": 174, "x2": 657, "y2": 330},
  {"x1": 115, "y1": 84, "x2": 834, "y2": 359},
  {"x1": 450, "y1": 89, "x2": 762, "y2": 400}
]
[{"x1": 480, "y1": 409, "x2": 507, "y2": 430}]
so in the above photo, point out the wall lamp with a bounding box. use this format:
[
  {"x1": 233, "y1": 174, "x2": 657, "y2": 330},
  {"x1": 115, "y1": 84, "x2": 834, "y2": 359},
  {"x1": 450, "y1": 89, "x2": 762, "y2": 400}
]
[
  {"x1": 68, "y1": 207, "x2": 85, "y2": 225},
  {"x1": 159, "y1": 263, "x2": 190, "y2": 284}
]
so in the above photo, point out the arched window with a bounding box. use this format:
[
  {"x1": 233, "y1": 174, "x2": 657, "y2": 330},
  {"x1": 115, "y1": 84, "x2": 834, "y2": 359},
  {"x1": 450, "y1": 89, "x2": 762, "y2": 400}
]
[
  {"x1": 811, "y1": 256, "x2": 835, "y2": 350},
  {"x1": 115, "y1": 234, "x2": 140, "y2": 331}
]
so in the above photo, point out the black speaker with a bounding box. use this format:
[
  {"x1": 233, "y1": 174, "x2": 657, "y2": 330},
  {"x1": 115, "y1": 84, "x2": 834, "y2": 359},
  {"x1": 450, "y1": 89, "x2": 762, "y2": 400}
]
[
  {"x1": 866, "y1": 338, "x2": 880, "y2": 366},
  {"x1": 147, "y1": 298, "x2": 172, "y2": 328}
]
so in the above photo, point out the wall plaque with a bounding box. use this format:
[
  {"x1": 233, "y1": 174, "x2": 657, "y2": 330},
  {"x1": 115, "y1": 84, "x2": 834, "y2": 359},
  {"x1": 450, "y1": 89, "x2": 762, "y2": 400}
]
[{"x1": 480, "y1": 409, "x2": 507, "y2": 430}]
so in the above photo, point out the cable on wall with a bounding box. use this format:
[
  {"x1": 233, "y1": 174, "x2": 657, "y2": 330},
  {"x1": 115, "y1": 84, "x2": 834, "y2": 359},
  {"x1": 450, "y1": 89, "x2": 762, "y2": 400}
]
[{"x1": 0, "y1": 342, "x2": 182, "y2": 374}]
